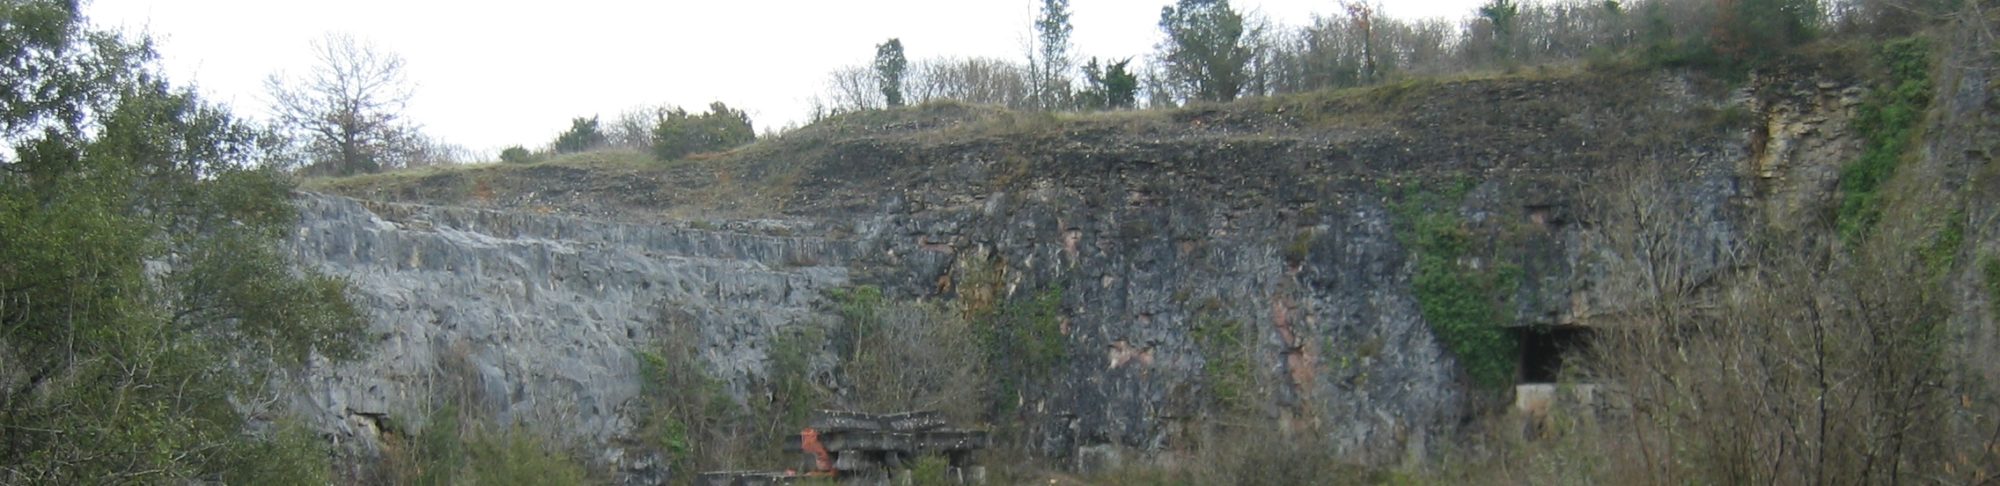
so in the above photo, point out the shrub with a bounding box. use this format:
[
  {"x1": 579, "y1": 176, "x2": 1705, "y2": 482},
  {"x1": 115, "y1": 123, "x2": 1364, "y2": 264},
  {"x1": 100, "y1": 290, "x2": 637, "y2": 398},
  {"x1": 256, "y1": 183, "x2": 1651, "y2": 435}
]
[
  {"x1": 499, "y1": 145, "x2": 536, "y2": 164},
  {"x1": 652, "y1": 102, "x2": 755, "y2": 160},
  {"x1": 632, "y1": 309, "x2": 754, "y2": 478},
  {"x1": 761, "y1": 324, "x2": 829, "y2": 443},
  {"x1": 383, "y1": 403, "x2": 589, "y2": 486},
  {"x1": 830, "y1": 286, "x2": 989, "y2": 423},
  {"x1": 551, "y1": 116, "x2": 605, "y2": 154}
]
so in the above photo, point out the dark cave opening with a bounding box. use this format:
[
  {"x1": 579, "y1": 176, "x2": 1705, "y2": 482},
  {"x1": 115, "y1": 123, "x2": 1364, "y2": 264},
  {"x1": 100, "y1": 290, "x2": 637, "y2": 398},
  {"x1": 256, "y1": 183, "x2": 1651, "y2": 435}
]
[{"x1": 1515, "y1": 325, "x2": 1594, "y2": 384}]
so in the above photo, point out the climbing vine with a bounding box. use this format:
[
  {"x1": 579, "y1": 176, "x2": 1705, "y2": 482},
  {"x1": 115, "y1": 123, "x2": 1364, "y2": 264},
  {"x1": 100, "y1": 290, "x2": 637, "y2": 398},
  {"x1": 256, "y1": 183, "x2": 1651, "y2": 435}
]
[{"x1": 1392, "y1": 178, "x2": 1519, "y2": 389}]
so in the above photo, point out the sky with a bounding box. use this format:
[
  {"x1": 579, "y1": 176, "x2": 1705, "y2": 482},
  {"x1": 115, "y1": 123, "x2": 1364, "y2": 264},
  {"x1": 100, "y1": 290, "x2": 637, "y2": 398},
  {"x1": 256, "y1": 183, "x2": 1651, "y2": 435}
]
[{"x1": 87, "y1": 0, "x2": 1487, "y2": 157}]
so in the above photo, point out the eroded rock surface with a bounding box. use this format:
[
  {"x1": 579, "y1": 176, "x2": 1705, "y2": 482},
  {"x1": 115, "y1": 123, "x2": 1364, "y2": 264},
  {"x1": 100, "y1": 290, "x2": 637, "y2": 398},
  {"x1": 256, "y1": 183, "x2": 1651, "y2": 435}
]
[
  {"x1": 288, "y1": 69, "x2": 1871, "y2": 479},
  {"x1": 288, "y1": 194, "x2": 854, "y2": 475}
]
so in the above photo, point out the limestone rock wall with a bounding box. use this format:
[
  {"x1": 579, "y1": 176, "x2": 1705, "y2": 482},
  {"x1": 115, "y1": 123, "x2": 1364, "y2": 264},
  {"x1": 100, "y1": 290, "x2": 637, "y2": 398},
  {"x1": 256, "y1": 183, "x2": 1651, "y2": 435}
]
[
  {"x1": 287, "y1": 194, "x2": 855, "y2": 472},
  {"x1": 284, "y1": 69, "x2": 1875, "y2": 480}
]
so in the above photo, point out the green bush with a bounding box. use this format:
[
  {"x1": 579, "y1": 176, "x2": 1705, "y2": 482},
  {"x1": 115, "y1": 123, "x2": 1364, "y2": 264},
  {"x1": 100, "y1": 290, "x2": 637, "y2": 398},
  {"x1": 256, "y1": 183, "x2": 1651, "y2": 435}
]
[
  {"x1": 551, "y1": 116, "x2": 606, "y2": 154},
  {"x1": 1079, "y1": 57, "x2": 1140, "y2": 110},
  {"x1": 652, "y1": 102, "x2": 755, "y2": 160},
  {"x1": 500, "y1": 145, "x2": 537, "y2": 164},
  {"x1": 410, "y1": 405, "x2": 468, "y2": 486},
  {"x1": 633, "y1": 347, "x2": 738, "y2": 474},
  {"x1": 828, "y1": 286, "x2": 989, "y2": 423}
]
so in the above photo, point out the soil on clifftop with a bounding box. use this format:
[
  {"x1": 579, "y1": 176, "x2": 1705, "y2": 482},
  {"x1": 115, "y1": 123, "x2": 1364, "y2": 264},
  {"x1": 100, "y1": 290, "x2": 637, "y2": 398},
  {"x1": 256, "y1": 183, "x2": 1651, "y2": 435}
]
[{"x1": 303, "y1": 63, "x2": 1797, "y2": 227}]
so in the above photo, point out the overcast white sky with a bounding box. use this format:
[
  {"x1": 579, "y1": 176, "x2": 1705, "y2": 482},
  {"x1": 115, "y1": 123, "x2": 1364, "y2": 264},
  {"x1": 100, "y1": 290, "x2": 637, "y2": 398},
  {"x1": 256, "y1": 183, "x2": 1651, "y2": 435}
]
[{"x1": 87, "y1": 0, "x2": 1486, "y2": 156}]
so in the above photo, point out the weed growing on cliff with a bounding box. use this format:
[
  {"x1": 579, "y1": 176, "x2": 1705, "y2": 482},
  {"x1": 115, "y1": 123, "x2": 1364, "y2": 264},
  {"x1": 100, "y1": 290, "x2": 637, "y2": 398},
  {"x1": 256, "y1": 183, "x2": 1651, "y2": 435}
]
[
  {"x1": 1283, "y1": 230, "x2": 1315, "y2": 265},
  {"x1": 1920, "y1": 208, "x2": 1966, "y2": 276},
  {"x1": 1838, "y1": 37, "x2": 1935, "y2": 241},
  {"x1": 978, "y1": 286, "x2": 1068, "y2": 413},
  {"x1": 1390, "y1": 179, "x2": 1519, "y2": 389},
  {"x1": 1194, "y1": 316, "x2": 1258, "y2": 414}
]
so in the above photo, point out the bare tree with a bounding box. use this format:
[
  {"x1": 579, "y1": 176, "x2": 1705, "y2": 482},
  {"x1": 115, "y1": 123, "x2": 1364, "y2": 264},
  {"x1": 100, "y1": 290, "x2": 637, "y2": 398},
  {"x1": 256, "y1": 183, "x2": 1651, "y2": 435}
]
[
  {"x1": 607, "y1": 105, "x2": 664, "y2": 150},
  {"x1": 1343, "y1": 1, "x2": 1380, "y2": 83},
  {"x1": 824, "y1": 65, "x2": 885, "y2": 114},
  {"x1": 1572, "y1": 160, "x2": 1970, "y2": 484},
  {"x1": 837, "y1": 299, "x2": 988, "y2": 424},
  {"x1": 907, "y1": 57, "x2": 1033, "y2": 108},
  {"x1": 266, "y1": 33, "x2": 425, "y2": 176}
]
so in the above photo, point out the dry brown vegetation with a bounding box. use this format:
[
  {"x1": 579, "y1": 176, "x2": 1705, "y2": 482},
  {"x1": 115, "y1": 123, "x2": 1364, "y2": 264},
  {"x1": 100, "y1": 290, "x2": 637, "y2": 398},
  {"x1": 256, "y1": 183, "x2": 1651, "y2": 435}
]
[{"x1": 1404, "y1": 152, "x2": 2000, "y2": 484}]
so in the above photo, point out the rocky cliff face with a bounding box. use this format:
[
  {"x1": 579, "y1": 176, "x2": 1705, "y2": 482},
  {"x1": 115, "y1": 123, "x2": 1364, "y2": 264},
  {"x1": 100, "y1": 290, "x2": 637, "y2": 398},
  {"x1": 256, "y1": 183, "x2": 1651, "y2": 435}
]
[
  {"x1": 290, "y1": 67, "x2": 1874, "y2": 479},
  {"x1": 286, "y1": 195, "x2": 858, "y2": 474}
]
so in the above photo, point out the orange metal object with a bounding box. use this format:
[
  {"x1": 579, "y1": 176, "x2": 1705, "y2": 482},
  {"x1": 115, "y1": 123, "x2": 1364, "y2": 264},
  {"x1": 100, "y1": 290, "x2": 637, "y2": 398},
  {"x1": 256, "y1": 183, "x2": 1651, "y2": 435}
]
[{"x1": 800, "y1": 427, "x2": 834, "y2": 474}]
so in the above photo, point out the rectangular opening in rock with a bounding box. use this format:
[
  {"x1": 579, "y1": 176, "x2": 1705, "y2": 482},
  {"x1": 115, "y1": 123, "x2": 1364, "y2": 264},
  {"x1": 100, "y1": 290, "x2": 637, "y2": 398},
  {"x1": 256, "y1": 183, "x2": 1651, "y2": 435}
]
[{"x1": 1515, "y1": 325, "x2": 1593, "y2": 384}]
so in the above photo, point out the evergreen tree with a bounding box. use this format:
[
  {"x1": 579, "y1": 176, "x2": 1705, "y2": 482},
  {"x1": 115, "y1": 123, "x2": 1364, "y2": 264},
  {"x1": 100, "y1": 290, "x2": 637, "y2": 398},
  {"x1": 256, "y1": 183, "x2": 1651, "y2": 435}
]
[
  {"x1": 1081, "y1": 57, "x2": 1140, "y2": 110},
  {"x1": 1479, "y1": 0, "x2": 1521, "y2": 63},
  {"x1": 1157, "y1": 0, "x2": 1254, "y2": 102},
  {"x1": 875, "y1": 38, "x2": 908, "y2": 108},
  {"x1": 552, "y1": 116, "x2": 606, "y2": 154}
]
